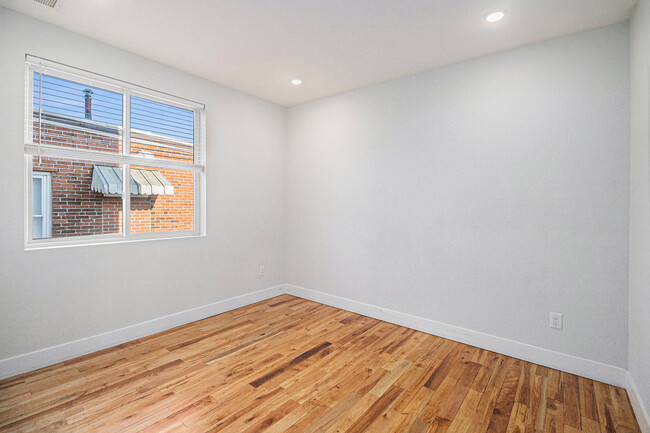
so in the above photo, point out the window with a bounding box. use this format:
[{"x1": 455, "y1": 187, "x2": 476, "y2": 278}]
[
  {"x1": 32, "y1": 172, "x2": 51, "y2": 239},
  {"x1": 24, "y1": 56, "x2": 205, "y2": 248}
]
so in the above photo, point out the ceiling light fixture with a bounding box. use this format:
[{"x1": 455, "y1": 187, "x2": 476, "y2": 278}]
[
  {"x1": 484, "y1": 9, "x2": 505, "y2": 23},
  {"x1": 291, "y1": 79, "x2": 303, "y2": 86}
]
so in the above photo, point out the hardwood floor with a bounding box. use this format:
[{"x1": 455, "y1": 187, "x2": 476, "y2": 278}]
[{"x1": 0, "y1": 295, "x2": 641, "y2": 432}]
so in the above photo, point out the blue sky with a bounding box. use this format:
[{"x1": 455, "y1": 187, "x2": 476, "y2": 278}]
[{"x1": 33, "y1": 73, "x2": 194, "y2": 142}]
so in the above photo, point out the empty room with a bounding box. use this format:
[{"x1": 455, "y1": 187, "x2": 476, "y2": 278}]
[{"x1": 0, "y1": 0, "x2": 649, "y2": 432}]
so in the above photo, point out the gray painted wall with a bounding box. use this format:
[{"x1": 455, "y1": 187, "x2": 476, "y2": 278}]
[
  {"x1": 629, "y1": 0, "x2": 650, "y2": 418},
  {"x1": 0, "y1": 8, "x2": 287, "y2": 360},
  {"x1": 286, "y1": 23, "x2": 630, "y2": 368}
]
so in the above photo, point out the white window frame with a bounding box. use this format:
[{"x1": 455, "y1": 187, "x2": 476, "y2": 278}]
[
  {"x1": 24, "y1": 55, "x2": 206, "y2": 249},
  {"x1": 32, "y1": 171, "x2": 52, "y2": 239}
]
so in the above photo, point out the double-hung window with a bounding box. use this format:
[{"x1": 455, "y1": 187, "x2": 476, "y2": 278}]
[{"x1": 24, "y1": 56, "x2": 206, "y2": 248}]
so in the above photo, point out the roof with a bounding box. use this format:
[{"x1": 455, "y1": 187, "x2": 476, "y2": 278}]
[
  {"x1": 91, "y1": 165, "x2": 174, "y2": 196},
  {"x1": 36, "y1": 111, "x2": 194, "y2": 156}
]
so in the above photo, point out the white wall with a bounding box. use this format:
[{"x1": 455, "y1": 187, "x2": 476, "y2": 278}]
[
  {"x1": 286, "y1": 23, "x2": 630, "y2": 369},
  {"x1": 0, "y1": 8, "x2": 286, "y2": 361},
  {"x1": 629, "y1": 0, "x2": 650, "y2": 422}
]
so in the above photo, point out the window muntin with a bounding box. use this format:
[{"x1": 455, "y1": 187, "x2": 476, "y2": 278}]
[{"x1": 25, "y1": 56, "x2": 205, "y2": 248}]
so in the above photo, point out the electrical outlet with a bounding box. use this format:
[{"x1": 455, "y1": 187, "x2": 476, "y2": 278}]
[
  {"x1": 258, "y1": 265, "x2": 265, "y2": 277},
  {"x1": 550, "y1": 312, "x2": 563, "y2": 330}
]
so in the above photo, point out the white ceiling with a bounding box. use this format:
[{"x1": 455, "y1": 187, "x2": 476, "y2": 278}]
[{"x1": 0, "y1": 0, "x2": 637, "y2": 107}]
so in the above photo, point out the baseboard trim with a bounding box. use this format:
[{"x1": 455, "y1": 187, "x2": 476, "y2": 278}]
[
  {"x1": 0, "y1": 282, "x2": 636, "y2": 402},
  {"x1": 0, "y1": 284, "x2": 285, "y2": 381},
  {"x1": 285, "y1": 284, "x2": 628, "y2": 388},
  {"x1": 628, "y1": 372, "x2": 650, "y2": 433}
]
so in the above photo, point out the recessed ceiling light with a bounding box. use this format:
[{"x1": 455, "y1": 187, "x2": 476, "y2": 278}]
[
  {"x1": 291, "y1": 79, "x2": 303, "y2": 86},
  {"x1": 484, "y1": 9, "x2": 505, "y2": 23}
]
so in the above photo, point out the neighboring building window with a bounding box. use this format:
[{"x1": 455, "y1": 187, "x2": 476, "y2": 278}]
[
  {"x1": 32, "y1": 172, "x2": 51, "y2": 239},
  {"x1": 24, "y1": 56, "x2": 205, "y2": 248}
]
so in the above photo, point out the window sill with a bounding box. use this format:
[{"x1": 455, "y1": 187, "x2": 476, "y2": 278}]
[{"x1": 25, "y1": 231, "x2": 205, "y2": 250}]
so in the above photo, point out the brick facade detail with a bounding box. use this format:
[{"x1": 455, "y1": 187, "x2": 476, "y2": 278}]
[{"x1": 33, "y1": 113, "x2": 194, "y2": 238}]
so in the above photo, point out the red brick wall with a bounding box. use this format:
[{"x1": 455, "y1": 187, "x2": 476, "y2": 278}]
[
  {"x1": 130, "y1": 168, "x2": 194, "y2": 233},
  {"x1": 102, "y1": 198, "x2": 122, "y2": 234},
  {"x1": 33, "y1": 157, "x2": 117, "y2": 237},
  {"x1": 35, "y1": 120, "x2": 122, "y2": 153},
  {"x1": 131, "y1": 139, "x2": 193, "y2": 163},
  {"x1": 33, "y1": 118, "x2": 194, "y2": 238}
]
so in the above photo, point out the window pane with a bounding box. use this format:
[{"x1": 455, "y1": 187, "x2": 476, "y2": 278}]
[
  {"x1": 130, "y1": 96, "x2": 194, "y2": 163},
  {"x1": 32, "y1": 176, "x2": 43, "y2": 216},
  {"x1": 130, "y1": 166, "x2": 193, "y2": 233},
  {"x1": 33, "y1": 216, "x2": 43, "y2": 239},
  {"x1": 32, "y1": 156, "x2": 123, "y2": 238},
  {"x1": 33, "y1": 72, "x2": 123, "y2": 153}
]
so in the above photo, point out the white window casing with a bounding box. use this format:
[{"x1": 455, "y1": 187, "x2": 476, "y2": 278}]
[{"x1": 24, "y1": 55, "x2": 206, "y2": 249}]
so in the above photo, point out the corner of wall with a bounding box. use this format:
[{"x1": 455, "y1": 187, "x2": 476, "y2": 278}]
[
  {"x1": 629, "y1": 0, "x2": 650, "y2": 427},
  {"x1": 628, "y1": 372, "x2": 650, "y2": 433}
]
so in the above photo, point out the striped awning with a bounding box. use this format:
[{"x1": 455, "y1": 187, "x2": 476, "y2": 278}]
[{"x1": 91, "y1": 165, "x2": 174, "y2": 196}]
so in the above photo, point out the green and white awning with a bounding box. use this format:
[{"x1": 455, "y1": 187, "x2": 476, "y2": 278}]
[{"x1": 91, "y1": 165, "x2": 174, "y2": 196}]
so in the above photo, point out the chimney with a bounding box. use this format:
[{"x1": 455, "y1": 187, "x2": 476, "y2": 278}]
[{"x1": 84, "y1": 88, "x2": 93, "y2": 119}]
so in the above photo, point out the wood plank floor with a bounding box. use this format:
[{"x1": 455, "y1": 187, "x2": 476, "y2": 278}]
[{"x1": 0, "y1": 295, "x2": 642, "y2": 432}]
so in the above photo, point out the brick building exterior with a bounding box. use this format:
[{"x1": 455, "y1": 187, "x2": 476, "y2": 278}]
[{"x1": 32, "y1": 111, "x2": 194, "y2": 238}]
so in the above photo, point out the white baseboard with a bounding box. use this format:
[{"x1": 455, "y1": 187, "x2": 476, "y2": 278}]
[
  {"x1": 628, "y1": 372, "x2": 650, "y2": 433},
  {"x1": 0, "y1": 284, "x2": 285, "y2": 381},
  {"x1": 285, "y1": 284, "x2": 628, "y2": 388}
]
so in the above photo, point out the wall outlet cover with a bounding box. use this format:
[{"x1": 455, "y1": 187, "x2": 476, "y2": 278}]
[{"x1": 550, "y1": 312, "x2": 563, "y2": 330}]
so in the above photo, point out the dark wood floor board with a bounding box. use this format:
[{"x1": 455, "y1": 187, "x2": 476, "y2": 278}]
[{"x1": 0, "y1": 295, "x2": 641, "y2": 432}]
